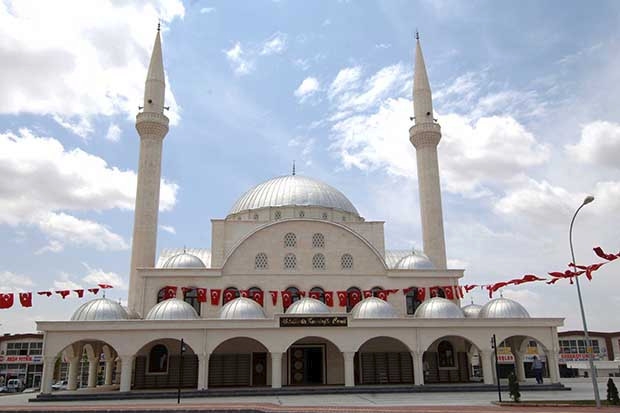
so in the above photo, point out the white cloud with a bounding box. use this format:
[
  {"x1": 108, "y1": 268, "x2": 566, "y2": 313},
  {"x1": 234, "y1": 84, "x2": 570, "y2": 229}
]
[
  {"x1": 336, "y1": 64, "x2": 408, "y2": 113},
  {"x1": 328, "y1": 66, "x2": 362, "y2": 100},
  {"x1": 105, "y1": 123, "x2": 122, "y2": 142},
  {"x1": 0, "y1": 0, "x2": 185, "y2": 136},
  {"x1": 566, "y1": 121, "x2": 620, "y2": 169},
  {"x1": 224, "y1": 42, "x2": 254, "y2": 76},
  {"x1": 53, "y1": 272, "x2": 83, "y2": 291},
  {"x1": 294, "y1": 77, "x2": 320, "y2": 102},
  {"x1": 0, "y1": 271, "x2": 35, "y2": 291},
  {"x1": 159, "y1": 224, "x2": 176, "y2": 234},
  {"x1": 200, "y1": 7, "x2": 215, "y2": 14},
  {"x1": 81, "y1": 263, "x2": 127, "y2": 290},
  {"x1": 260, "y1": 32, "x2": 287, "y2": 56}
]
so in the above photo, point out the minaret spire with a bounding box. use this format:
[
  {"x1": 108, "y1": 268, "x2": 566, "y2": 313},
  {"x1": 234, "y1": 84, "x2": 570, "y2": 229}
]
[
  {"x1": 409, "y1": 34, "x2": 447, "y2": 270},
  {"x1": 143, "y1": 25, "x2": 166, "y2": 114}
]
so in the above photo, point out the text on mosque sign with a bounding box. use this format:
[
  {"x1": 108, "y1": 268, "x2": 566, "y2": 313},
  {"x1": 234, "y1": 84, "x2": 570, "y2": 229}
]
[{"x1": 279, "y1": 316, "x2": 348, "y2": 327}]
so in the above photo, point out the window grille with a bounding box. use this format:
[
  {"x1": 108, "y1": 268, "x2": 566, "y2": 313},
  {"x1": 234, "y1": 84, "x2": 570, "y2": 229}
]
[
  {"x1": 255, "y1": 253, "x2": 268, "y2": 269},
  {"x1": 274, "y1": 210, "x2": 281, "y2": 220},
  {"x1": 284, "y1": 232, "x2": 297, "y2": 248},
  {"x1": 341, "y1": 253, "x2": 353, "y2": 269},
  {"x1": 312, "y1": 253, "x2": 326, "y2": 270},
  {"x1": 284, "y1": 253, "x2": 297, "y2": 270},
  {"x1": 312, "y1": 233, "x2": 325, "y2": 248}
]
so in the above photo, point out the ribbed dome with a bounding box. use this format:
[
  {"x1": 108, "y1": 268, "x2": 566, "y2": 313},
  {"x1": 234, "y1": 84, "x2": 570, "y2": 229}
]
[
  {"x1": 228, "y1": 175, "x2": 359, "y2": 216},
  {"x1": 414, "y1": 297, "x2": 465, "y2": 318},
  {"x1": 351, "y1": 297, "x2": 399, "y2": 319},
  {"x1": 219, "y1": 297, "x2": 266, "y2": 320},
  {"x1": 395, "y1": 251, "x2": 435, "y2": 270},
  {"x1": 479, "y1": 297, "x2": 530, "y2": 318},
  {"x1": 462, "y1": 303, "x2": 483, "y2": 318},
  {"x1": 145, "y1": 299, "x2": 199, "y2": 320},
  {"x1": 162, "y1": 252, "x2": 206, "y2": 269},
  {"x1": 71, "y1": 298, "x2": 129, "y2": 321},
  {"x1": 286, "y1": 298, "x2": 331, "y2": 315}
]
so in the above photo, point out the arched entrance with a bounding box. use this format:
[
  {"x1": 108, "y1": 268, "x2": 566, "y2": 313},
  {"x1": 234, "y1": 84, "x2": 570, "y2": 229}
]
[
  {"x1": 424, "y1": 336, "x2": 481, "y2": 383},
  {"x1": 208, "y1": 337, "x2": 269, "y2": 387},
  {"x1": 355, "y1": 336, "x2": 413, "y2": 385},
  {"x1": 58, "y1": 339, "x2": 119, "y2": 391},
  {"x1": 497, "y1": 336, "x2": 549, "y2": 382},
  {"x1": 285, "y1": 336, "x2": 343, "y2": 386},
  {"x1": 133, "y1": 338, "x2": 197, "y2": 389}
]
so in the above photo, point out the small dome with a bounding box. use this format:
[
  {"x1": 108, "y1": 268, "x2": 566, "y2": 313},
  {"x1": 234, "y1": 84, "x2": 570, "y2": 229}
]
[
  {"x1": 395, "y1": 251, "x2": 435, "y2": 270},
  {"x1": 71, "y1": 298, "x2": 129, "y2": 321},
  {"x1": 219, "y1": 297, "x2": 266, "y2": 320},
  {"x1": 145, "y1": 299, "x2": 199, "y2": 320},
  {"x1": 286, "y1": 298, "x2": 331, "y2": 315},
  {"x1": 414, "y1": 297, "x2": 465, "y2": 318},
  {"x1": 123, "y1": 306, "x2": 142, "y2": 319},
  {"x1": 162, "y1": 252, "x2": 206, "y2": 269},
  {"x1": 479, "y1": 297, "x2": 530, "y2": 318},
  {"x1": 462, "y1": 303, "x2": 483, "y2": 318},
  {"x1": 351, "y1": 297, "x2": 399, "y2": 319}
]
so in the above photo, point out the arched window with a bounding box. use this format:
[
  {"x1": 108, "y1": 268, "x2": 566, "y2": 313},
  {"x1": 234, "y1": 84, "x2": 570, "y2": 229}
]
[
  {"x1": 405, "y1": 287, "x2": 422, "y2": 315},
  {"x1": 248, "y1": 286, "x2": 263, "y2": 306},
  {"x1": 183, "y1": 287, "x2": 201, "y2": 315},
  {"x1": 274, "y1": 210, "x2": 282, "y2": 220},
  {"x1": 148, "y1": 344, "x2": 168, "y2": 373},
  {"x1": 431, "y1": 287, "x2": 446, "y2": 298},
  {"x1": 309, "y1": 286, "x2": 325, "y2": 303},
  {"x1": 157, "y1": 288, "x2": 166, "y2": 303},
  {"x1": 223, "y1": 287, "x2": 240, "y2": 304},
  {"x1": 341, "y1": 253, "x2": 353, "y2": 269},
  {"x1": 438, "y1": 340, "x2": 455, "y2": 367},
  {"x1": 312, "y1": 233, "x2": 325, "y2": 248},
  {"x1": 312, "y1": 253, "x2": 326, "y2": 270},
  {"x1": 287, "y1": 286, "x2": 301, "y2": 303},
  {"x1": 283, "y1": 253, "x2": 297, "y2": 270},
  {"x1": 346, "y1": 287, "x2": 362, "y2": 312},
  {"x1": 255, "y1": 253, "x2": 268, "y2": 270},
  {"x1": 284, "y1": 232, "x2": 297, "y2": 248}
]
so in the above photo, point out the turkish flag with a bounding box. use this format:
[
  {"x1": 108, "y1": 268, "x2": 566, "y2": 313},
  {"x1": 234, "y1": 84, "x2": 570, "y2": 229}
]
[
  {"x1": 98, "y1": 283, "x2": 113, "y2": 289},
  {"x1": 269, "y1": 290, "x2": 278, "y2": 306},
  {"x1": 88, "y1": 288, "x2": 100, "y2": 295},
  {"x1": 403, "y1": 287, "x2": 414, "y2": 295},
  {"x1": 197, "y1": 288, "x2": 207, "y2": 303},
  {"x1": 281, "y1": 290, "x2": 293, "y2": 310},
  {"x1": 0, "y1": 293, "x2": 14, "y2": 309},
  {"x1": 163, "y1": 286, "x2": 177, "y2": 299},
  {"x1": 458, "y1": 286, "x2": 464, "y2": 299},
  {"x1": 309, "y1": 291, "x2": 321, "y2": 300},
  {"x1": 324, "y1": 291, "x2": 334, "y2": 307},
  {"x1": 19, "y1": 292, "x2": 32, "y2": 308},
  {"x1": 210, "y1": 289, "x2": 221, "y2": 305},
  {"x1": 251, "y1": 290, "x2": 264, "y2": 306},
  {"x1": 376, "y1": 290, "x2": 387, "y2": 301},
  {"x1": 239, "y1": 290, "x2": 249, "y2": 298},
  {"x1": 593, "y1": 246, "x2": 619, "y2": 261},
  {"x1": 464, "y1": 284, "x2": 477, "y2": 293},
  {"x1": 443, "y1": 286, "x2": 454, "y2": 300},
  {"x1": 429, "y1": 286, "x2": 440, "y2": 298},
  {"x1": 349, "y1": 290, "x2": 361, "y2": 306},
  {"x1": 37, "y1": 291, "x2": 52, "y2": 297},
  {"x1": 363, "y1": 290, "x2": 372, "y2": 298},
  {"x1": 56, "y1": 290, "x2": 70, "y2": 299},
  {"x1": 336, "y1": 291, "x2": 347, "y2": 306},
  {"x1": 224, "y1": 289, "x2": 237, "y2": 303},
  {"x1": 417, "y1": 288, "x2": 426, "y2": 301},
  {"x1": 387, "y1": 289, "x2": 399, "y2": 295},
  {"x1": 73, "y1": 289, "x2": 84, "y2": 298}
]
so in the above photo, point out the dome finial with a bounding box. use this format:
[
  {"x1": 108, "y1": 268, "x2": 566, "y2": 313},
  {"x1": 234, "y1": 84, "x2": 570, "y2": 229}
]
[
  {"x1": 157, "y1": 21, "x2": 161, "y2": 32},
  {"x1": 292, "y1": 160, "x2": 296, "y2": 176},
  {"x1": 415, "y1": 29, "x2": 419, "y2": 41}
]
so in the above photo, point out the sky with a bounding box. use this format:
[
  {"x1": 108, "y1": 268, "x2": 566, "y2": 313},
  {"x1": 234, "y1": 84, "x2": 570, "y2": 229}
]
[{"x1": 0, "y1": 0, "x2": 619, "y2": 334}]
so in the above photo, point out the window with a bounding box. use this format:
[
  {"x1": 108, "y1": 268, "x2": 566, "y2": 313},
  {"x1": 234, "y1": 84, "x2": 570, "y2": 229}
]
[
  {"x1": 284, "y1": 253, "x2": 297, "y2": 270},
  {"x1": 274, "y1": 210, "x2": 281, "y2": 220},
  {"x1": 157, "y1": 288, "x2": 166, "y2": 303},
  {"x1": 346, "y1": 287, "x2": 362, "y2": 312},
  {"x1": 405, "y1": 287, "x2": 422, "y2": 315},
  {"x1": 431, "y1": 287, "x2": 446, "y2": 298},
  {"x1": 148, "y1": 344, "x2": 168, "y2": 373},
  {"x1": 312, "y1": 233, "x2": 325, "y2": 248},
  {"x1": 438, "y1": 341, "x2": 455, "y2": 367},
  {"x1": 29, "y1": 342, "x2": 43, "y2": 355},
  {"x1": 286, "y1": 286, "x2": 301, "y2": 303},
  {"x1": 298, "y1": 210, "x2": 305, "y2": 218},
  {"x1": 284, "y1": 232, "x2": 297, "y2": 248},
  {"x1": 312, "y1": 253, "x2": 326, "y2": 270},
  {"x1": 248, "y1": 286, "x2": 263, "y2": 306},
  {"x1": 341, "y1": 254, "x2": 353, "y2": 269},
  {"x1": 255, "y1": 253, "x2": 268, "y2": 270},
  {"x1": 309, "y1": 286, "x2": 325, "y2": 303},
  {"x1": 371, "y1": 286, "x2": 383, "y2": 297},
  {"x1": 183, "y1": 287, "x2": 201, "y2": 315},
  {"x1": 223, "y1": 287, "x2": 240, "y2": 304},
  {"x1": 321, "y1": 212, "x2": 328, "y2": 220}
]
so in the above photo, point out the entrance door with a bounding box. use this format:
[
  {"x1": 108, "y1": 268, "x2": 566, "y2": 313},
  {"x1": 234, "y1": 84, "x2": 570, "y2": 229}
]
[
  {"x1": 289, "y1": 346, "x2": 324, "y2": 385},
  {"x1": 252, "y1": 352, "x2": 267, "y2": 386}
]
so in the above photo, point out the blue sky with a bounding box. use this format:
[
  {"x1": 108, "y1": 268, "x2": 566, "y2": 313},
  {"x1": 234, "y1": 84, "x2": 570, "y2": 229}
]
[{"x1": 1, "y1": 0, "x2": 619, "y2": 333}]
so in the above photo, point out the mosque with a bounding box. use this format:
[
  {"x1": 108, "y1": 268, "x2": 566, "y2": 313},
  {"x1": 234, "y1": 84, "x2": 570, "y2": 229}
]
[{"x1": 36, "y1": 29, "x2": 563, "y2": 394}]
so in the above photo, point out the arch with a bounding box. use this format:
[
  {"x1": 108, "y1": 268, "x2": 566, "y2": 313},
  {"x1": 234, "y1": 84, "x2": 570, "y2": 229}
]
[
  {"x1": 284, "y1": 336, "x2": 344, "y2": 386},
  {"x1": 133, "y1": 338, "x2": 198, "y2": 390},
  {"x1": 370, "y1": 286, "x2": 383, "y2": 298},
  {"x1": 209, "y1": 337, "x2": 270, "y2": 388},
  {"x1": 182, "y1": 287, "x2": 201, "y2": 315},
  {"x1": 496, "y1": 334, "x2": 552, "y2": 382},
  {"x1": 56, "y1": 338, "x2": 121, "y2": 390},
  {"x1": 355, "y1": 336, "x2": 414, "y2": 385},
  {"x1": 247, "y1": 286, "x2": 263, "y2": 306},
  {"x1": 423, "y1": 335, "x2": 483, "y2": 384}
]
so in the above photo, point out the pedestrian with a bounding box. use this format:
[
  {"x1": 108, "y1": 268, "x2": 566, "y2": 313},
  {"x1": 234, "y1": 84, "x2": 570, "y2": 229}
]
[{"x1": 531, "y1": 356, "x2": 544, "y2": 384}]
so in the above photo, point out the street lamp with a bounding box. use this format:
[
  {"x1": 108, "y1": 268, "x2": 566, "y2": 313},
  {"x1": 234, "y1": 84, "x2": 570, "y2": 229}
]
[{"x1": 569, "y1": 195, "x2": 600, "y2": 408}]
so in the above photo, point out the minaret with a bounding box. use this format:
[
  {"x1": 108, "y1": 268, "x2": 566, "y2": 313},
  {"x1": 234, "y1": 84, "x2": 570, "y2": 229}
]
[
  {"x1": 128, "y1": 25, "x2": 169, "y2": 312},
  {"x1": 409, "y1": 33, "x2": 447, "y2": 269}
]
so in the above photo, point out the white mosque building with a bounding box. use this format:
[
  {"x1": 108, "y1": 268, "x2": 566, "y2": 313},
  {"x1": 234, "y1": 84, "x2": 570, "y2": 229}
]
[{"x1": 36, "y1": 29, "x2": 563, "y2": 394}]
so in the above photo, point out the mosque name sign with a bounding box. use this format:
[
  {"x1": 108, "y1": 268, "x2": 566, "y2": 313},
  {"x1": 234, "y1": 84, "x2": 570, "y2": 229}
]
[{"x1": 279, "y1": 316, "x2": 348, "y2": 327}]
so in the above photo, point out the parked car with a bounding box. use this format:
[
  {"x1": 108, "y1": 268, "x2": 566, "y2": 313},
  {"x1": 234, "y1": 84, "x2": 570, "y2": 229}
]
[
  {"x1": 6, "y1": 379, "x2": 24, "y2": 392},
  {"x1": 51, "y1": 380, "x2": 68, "y2": 391},
  {"x1": 0, "y1": 385, "x2": 8, "y2": 393}
]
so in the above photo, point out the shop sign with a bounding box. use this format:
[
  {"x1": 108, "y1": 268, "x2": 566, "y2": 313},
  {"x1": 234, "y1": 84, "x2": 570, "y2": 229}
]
[
  {"x1": 559, "y1": 353, "x2": 604, "y2": 361},
  {"x1": 497, "y1": 354, "x2": 515, "y2": 363},
  {"x1": 0, "y1": 355, "x2": 43, "y2": 364},
  {"x1": 280, "y1": 316, "x2": 348, "y2": 327}
]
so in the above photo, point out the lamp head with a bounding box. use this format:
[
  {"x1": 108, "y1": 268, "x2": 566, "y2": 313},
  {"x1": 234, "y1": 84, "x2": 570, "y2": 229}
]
[{"x1": 583, "y1": 195, "x2": 595, "y2": 205}]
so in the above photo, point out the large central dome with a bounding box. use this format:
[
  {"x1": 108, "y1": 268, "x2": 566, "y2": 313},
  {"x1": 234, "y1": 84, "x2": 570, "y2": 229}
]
[{"x1": 229, "y1": 175, "x2": 359, "y2": 216}]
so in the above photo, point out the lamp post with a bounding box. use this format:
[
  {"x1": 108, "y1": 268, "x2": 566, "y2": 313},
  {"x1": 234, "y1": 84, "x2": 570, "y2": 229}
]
[
  {"x1": 177, "y1": 338, "x2": 185, "y2": 404},
  {"x1": 569, "y1": 195, "x2": 600, "y2": 408}
]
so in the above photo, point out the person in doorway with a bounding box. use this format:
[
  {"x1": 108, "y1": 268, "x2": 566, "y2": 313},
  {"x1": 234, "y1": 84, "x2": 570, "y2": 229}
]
[{"x1": 531, "y1": 356, "x2": 544, "y2": 384}]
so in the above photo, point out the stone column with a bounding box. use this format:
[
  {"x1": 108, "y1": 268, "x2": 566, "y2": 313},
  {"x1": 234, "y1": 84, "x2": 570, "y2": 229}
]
[
  {"x1": 119, "y1": 355, "x2": 135, "y2": 392},
  {"x1": 67, "y1": 356, "x2": 80, "y2": 390},
  {"x1": 480, "y1": 350, "x2": 495, "y2": 385},
  {"x1": 87, "y1": 357, "x2": 98, "y2": 388},
  {"x1": 548, "y1": 351, "x2": 560, "y2": 383},
  {"x1": 197, "y1": 353, "x2": 210, "y2": 390},
  {"x1": 104, "y1": 361, "x2": 114, "y2": 385},
  {"x1": 271, "y1": 352, "x2": 282, "y2": 388},
  {"x1": 40, "y1": 356, "x2": 57, "y2": 394},
  {"x1": 343, "y1": 352, "x2": 355, "y2": 387},
  {"x1": 514, "y1": 352, "x2": 526, "y2": 382},
  {"x1": 413, "y1": 352, "x2": 424, "y2": 385}
]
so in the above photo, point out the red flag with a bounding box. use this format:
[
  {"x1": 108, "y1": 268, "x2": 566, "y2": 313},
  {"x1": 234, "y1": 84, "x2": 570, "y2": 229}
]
[
  {"x1": 443, "y1": 286, "x2": 454, "y2": 300},
  {"x1": 429, "y1": 286, "x2": 440, "y2": 298},
  {"x1": 239, "y1": 290, "x2": 249, "y2": 298},
  {"x1": 210, "y1": 289, "x2": 221, "y2": 305},
  {"x1": 163, "y1": 286, "x2": 177, "y2": 299},
  {"x1": 55, "y1": 290, "x2": 71, "y2": 299},
  {"x1": 269, "y1": 290, "x2": 278, "y2": 306},
  {"x1": 197, "y1": 288, "x2": 207, "y2": 303},
  {"x1": 593, "y1": 246, "x2": 619, "y2": 261},
  {"x1": 349, "y1": 290, "x2": 361, "y2": 306},
  {"x1": 0, "y1": 293, "x2": 14, "y2": 309},
  {"x1": 336, "y1": 291, "x2": 347, "y2": 306},
  {"x1": 19, "y1": 292, "x2": 32, "y2": 308},
  {"x1": 281, "y1": 290, "x2": 292, "y2": 310},
  {"x1": 403, "y1": 287, "x2": 414, "y2": 294},
  {"x1": 458, "y1": 286, "x2": 464, "y2": 299},
  {"x1": 376, "y1": 290, "x2": 387, "y2": 301},
  {"x1": 251, "y1": 290, "x2": 264, "y2": 306},
  {"x1": 73, "y1": 289, "x2": 84, "y2": 298},
  {"x1": 547, "y1": 278, "x2": 562, "y2": 285},
  {"x1": 223, "y1": 289, "x2": 237, "y2": 302},
  {"x1": 98, "y1": 283, "x2": 113, "y2": 289},
  {"x1": 324, "y1": 291, "x2": 334, "y2": 307},
  {"x1": 387, "y1": 289, "x2": 399, "y2": 295},
  {"x1": 37, "y1": 291, "x2": 52, "y2": 297},
  {"x1": 416, "y1": 288, "x2": 426, "y2": 301},
  {"x1": 298, "y1": 290, "x2": 306, "y2": 298},
  {"x1": 464, "y1": 284, "x2": 477, "y2": 293},
  {"x1": 309, "y1": 291, "x2": 321, "y2": 300},
  {"x1": 363, "y1": 290, "x2": 372, "y2": 298},
  {"x1": 88, "y1": 288, "x2": 99, "y2": 295},
  {"x1": 181, "y1": 287, "x2": 192, "y2": 295}
]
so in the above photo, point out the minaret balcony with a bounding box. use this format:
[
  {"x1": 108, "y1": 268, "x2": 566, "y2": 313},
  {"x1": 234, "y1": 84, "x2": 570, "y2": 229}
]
[{"x1": 409, "y1": 122, "x2": 441, "y2": 148}]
